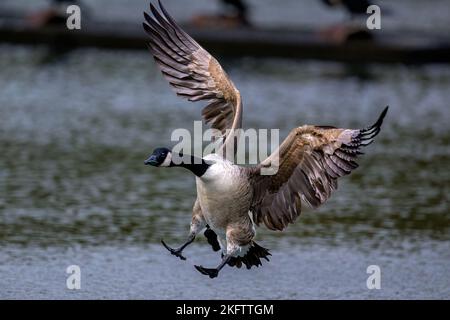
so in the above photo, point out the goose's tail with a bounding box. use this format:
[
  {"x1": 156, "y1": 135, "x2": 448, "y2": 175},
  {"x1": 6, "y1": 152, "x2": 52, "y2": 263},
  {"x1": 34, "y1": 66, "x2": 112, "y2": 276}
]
[{"x1": 227, "y1": 242, "x2": 271, "y2": 269}]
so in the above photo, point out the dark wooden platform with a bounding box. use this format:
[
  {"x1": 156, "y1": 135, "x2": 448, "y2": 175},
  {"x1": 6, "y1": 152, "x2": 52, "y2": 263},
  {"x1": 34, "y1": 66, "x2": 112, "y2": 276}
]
[{"x1": 0, "y1": 16, "x2": 449, "y2": 64}]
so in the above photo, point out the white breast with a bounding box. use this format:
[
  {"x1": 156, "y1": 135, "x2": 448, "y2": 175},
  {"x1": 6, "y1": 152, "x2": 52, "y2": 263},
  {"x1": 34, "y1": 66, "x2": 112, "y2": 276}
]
[
  {"x1": 195, "y1": 154, "x2": 251, "y2": 230},
  {"x1": 201, "y1": 154, "x2": 234, "y2": 182},
  {"x1": 197, "y1": 155, "x2": 238, "y2": 197}
]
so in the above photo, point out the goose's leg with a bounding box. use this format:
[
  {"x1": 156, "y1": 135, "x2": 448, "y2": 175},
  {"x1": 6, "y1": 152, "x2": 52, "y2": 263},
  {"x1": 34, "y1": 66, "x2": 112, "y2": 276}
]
[
  {"x1": 161, "y1": 234, "x2": 195, "y2": 261},
  {"x1": 161, "y1": 201, "x2": 205, "y2": 261},
  {"x1": 194, "y1": 220, "x2": 254, "y2": 278},
  {"x1": 195, "y1": 254, "x2": 231, "y2": 279}
]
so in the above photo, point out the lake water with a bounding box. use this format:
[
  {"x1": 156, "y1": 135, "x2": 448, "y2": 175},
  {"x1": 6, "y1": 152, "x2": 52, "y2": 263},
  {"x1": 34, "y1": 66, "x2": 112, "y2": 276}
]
[{"x1": 0, "y1": 4, "x2": 449, "y2": 298}]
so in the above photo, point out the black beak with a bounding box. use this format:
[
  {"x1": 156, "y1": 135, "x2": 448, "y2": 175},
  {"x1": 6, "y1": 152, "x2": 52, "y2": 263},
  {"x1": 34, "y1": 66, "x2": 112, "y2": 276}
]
[{"x1": 144, "y1": 155, "x2": 158, "y2": 166}]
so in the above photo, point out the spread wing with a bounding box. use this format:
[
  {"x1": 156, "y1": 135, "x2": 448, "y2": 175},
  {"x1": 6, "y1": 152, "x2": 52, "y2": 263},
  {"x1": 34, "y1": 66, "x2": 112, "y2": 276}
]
[
  {"x1": 143, "y1": 1, "x2": 242, "y2": 156},
  {"x1": 248, "y1": 107, "x2": 388, "y2": 231}
]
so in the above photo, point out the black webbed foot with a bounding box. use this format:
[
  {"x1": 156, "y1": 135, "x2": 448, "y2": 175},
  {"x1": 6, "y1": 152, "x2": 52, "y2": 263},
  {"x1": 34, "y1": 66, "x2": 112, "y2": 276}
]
[
  {"x1": 194, "y1": 265, "x2": 219, "y2": 278},
  {"x1": 194, "y1": 255, "x2": 230, "y2": 279},
  {"x1": 161, "y1": 239, "x2": 187, "y2": 260}
]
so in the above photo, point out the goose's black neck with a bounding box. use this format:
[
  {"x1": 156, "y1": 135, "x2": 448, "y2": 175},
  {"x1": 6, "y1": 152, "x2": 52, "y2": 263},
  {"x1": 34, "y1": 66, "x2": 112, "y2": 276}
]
[{"x1": 171, "y1": 155, "x2": 210, "y2": 177}]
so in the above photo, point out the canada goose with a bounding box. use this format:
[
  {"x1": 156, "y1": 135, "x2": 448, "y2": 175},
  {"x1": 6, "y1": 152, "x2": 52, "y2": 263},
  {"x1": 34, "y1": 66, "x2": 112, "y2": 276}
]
[{"x1": 143, "y1": 1, "x2": 388, "y2": 278}]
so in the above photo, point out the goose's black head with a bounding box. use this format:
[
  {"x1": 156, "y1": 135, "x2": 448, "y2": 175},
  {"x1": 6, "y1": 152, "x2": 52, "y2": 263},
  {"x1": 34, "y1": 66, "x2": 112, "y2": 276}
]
[
  {"x1": 144, "y1": 147, "x2": 172, "y2": 167},
  {"x1": 144, "y1": 147, "x2": 211, "y2": 177}
]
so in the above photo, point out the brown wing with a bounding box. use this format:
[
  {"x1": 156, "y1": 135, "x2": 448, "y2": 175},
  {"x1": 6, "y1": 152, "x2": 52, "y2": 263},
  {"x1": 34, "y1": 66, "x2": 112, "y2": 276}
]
[
  {"x1": 143, "y1": 1, "x2": 242, "y2": 156},
  {"x1": 248, "y1": 107, "x2": 388, "y2": 231}
]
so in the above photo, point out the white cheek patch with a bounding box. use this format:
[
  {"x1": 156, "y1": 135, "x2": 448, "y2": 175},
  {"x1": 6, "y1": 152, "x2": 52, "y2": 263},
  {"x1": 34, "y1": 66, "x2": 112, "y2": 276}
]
[{"x1": 160, "y1": 152, "x2": 172, "y2": 167}]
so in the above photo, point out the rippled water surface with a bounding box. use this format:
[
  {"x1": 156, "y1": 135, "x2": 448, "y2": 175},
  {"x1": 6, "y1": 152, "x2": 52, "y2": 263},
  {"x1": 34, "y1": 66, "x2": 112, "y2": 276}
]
[{"x1": 0, "y1": 43, "x2": 449, "y2": 299}]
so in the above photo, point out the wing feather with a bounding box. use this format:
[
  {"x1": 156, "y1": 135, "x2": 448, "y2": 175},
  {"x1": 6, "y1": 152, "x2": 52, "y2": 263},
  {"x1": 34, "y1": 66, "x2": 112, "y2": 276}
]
[
  {"x1": 143, "y1": 1, "x2": 242, "y2": 156},
  {"x1": 248, "y1": 107, "x2": 388, "y2": 231}
]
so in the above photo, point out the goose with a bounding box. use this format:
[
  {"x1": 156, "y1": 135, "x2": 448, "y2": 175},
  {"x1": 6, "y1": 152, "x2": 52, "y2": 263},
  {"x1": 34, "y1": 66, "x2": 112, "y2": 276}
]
[{"x1": 142, "y1": 1, "x2": 388, "y2": 278}]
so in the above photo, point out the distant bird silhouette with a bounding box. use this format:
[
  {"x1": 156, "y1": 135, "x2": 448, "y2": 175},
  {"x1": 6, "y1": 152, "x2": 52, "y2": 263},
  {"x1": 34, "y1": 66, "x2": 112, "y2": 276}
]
[
  {"x1": 319, "y1": 0, "x2": 377, "y2": 43},
  {"x1": 190, "y1": 0, "x2": 250, "y2": 28},
  {"x1": 222, "y1": 0, "x2": 249, "y2": 25},
  {"x1": 321, "y1": 0, "x2": 372, "y2": 18}
]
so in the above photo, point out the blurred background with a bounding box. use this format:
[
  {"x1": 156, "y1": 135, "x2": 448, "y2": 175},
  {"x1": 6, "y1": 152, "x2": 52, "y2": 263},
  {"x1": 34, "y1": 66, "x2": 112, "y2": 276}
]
[{"x1": 0, "y1": 0, "x2": 449, "y2": 299}]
